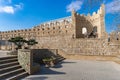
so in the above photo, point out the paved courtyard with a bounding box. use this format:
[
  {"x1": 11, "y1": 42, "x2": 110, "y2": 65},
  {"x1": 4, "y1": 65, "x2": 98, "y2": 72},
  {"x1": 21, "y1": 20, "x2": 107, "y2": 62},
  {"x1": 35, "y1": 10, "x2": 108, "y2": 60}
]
[{"x1": 24, "y1": 60, "x2": 120, "y2": 80}]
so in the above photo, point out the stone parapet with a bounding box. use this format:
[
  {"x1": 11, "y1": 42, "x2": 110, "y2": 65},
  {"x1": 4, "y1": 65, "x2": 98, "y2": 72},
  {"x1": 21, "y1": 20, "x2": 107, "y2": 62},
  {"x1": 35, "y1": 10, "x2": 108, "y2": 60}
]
[{"x1": 18, "y1": 49, "x2": 40, "y2": 74}]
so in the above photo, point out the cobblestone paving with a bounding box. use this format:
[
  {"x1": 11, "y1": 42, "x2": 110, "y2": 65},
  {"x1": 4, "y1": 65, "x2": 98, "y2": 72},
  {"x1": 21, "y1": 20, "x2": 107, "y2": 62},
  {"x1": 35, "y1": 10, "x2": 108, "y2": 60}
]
[{"x1": 24, "y1": 60, "x2": 120, "y2": 80}]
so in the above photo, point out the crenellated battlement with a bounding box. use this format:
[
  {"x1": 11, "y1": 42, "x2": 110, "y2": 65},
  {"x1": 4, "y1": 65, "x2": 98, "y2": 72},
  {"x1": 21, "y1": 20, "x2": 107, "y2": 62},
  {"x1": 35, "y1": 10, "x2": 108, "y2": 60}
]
[
  {"x1": 0, "y1": 16, "x2": 73, "y2": 40},
  {"x1": 33, "y1": 16, "x2": 72, "y2": 28},
  {"x1": 73, "y1": 4, "x2": 105, "y2": 22}
]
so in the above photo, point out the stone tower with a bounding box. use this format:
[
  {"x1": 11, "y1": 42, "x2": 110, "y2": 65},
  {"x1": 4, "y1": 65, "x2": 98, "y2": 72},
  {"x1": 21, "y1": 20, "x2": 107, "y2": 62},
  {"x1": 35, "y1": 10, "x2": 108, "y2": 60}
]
[
  {"x1": 71, "y1": 4, "x2": 107, "y2": 38},
  {"x1": 99, "y1": 4, "x2": 107, "y2": 38}
]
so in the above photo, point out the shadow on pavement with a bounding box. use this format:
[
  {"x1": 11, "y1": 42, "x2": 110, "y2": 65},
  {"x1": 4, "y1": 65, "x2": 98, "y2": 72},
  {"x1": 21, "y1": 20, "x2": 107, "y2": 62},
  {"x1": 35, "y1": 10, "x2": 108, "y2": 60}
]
[
  {"x1": 38, "y1": 60, "x2": 76, "y2": 74},
  {"x1": 23, "y1": 76, "x2": 48, "y2": 80},
  {"x1": 53, "y1": 61, "x2": 76, "y2": 68},
  {"x1": 24, "y1": 60, "x2": 77, "y2": 80},
  {"x1": 36, "y1": 65, "x2": 66, "y2": 75}
]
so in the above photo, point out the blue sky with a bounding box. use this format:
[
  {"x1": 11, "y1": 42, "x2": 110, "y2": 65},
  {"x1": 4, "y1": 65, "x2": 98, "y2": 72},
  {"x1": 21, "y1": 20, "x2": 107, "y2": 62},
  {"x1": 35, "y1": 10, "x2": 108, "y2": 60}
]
[{"x1": 0, "y1": 0, "x2": 120, "y2": 33}]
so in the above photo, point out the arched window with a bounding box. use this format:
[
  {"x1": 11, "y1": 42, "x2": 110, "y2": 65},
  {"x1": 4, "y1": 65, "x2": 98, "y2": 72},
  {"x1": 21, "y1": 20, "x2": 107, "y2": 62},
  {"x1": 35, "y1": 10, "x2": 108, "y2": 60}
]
[{"x1": 82, "y1": 27, "x2": 87, "y2": 34}]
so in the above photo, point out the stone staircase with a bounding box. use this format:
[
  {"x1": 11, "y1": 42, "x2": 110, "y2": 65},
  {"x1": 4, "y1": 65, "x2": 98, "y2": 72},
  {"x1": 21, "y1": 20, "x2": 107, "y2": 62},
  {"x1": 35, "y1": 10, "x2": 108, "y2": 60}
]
[{"x1": 0, "y1": 56, "x2": 28, "y2": 80}]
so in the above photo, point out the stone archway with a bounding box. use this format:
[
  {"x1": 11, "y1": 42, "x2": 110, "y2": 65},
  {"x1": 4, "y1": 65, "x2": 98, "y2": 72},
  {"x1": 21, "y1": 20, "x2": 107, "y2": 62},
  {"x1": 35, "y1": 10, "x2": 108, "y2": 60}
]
[
  {"x1": 82, "y1": 27, "x2": 87, "y2": 34},
  {"x1": 82, "y1": 27, "x2": 88, "y2": 38}
]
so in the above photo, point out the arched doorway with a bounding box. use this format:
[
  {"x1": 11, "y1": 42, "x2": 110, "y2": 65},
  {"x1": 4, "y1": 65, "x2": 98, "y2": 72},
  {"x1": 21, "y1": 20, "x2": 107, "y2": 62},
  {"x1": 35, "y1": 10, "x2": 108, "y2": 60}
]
[
  {"x1": 82, "y1": 27, "x2": 87, "y2": 34},
  {"x1": 82, "y1": 27, "x2": 87, "y2": 38}
]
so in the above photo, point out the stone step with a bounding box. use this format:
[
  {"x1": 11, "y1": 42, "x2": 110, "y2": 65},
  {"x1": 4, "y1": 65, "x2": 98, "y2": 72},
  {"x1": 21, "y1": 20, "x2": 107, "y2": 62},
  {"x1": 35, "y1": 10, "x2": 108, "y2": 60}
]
[
  {"x1": 7, "y1": 71, "x2": 28, "y2": 80},
  {"x1": 0, "y1": 65, "x2": 21, "y2": 74},
  {"x1": 0, "y1": 55, "x2": 28, "y2": 79},
  {"x1": 56, "y1": 56, "x2": 65, "y2": 60},
  {"x1": 0, "y1": 68, "x2": 25, "y2": 79},
  {"x1": 55, "y1": 57, "x2": 65, "y2": 62},
  {"x1": 55, "y1": 55, "x2": 65, "y2": 63},
  {"x1": 0, "y1": 58, "x2": 18, "y2": 64},
  {"x1": 0, "y1": 61, "x2": 19, "y2": 68},
  {"x1": 0, "y1": 56, "x2": 17, "y2": 60},
  {"x1": 55, "y1": 56, "x2": 63, "y2": 59}
]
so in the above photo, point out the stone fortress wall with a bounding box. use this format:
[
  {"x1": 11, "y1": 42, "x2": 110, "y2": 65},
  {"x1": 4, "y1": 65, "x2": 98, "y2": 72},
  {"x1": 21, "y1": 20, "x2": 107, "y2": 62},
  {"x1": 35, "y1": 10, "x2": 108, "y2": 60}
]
[
  {"x1": 0, "y1": 16, "x2": 73, "y2": 40},
  {"x1": 0, "y1": 4, "x2": 119, "y2": 56}
]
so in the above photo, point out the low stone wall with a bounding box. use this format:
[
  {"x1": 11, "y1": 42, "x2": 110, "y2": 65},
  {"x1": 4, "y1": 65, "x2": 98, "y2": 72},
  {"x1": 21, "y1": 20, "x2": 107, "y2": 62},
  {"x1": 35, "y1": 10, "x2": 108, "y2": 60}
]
[
  {"x1": 0, "y1": 46, "x2": 6, "y2": 50},
  {"x1": 109, "y1": 43, "x2": 120, "y2": 54},
  {"x1": 18, "y1": 49, "x2": 40, "y2": 74},
  {"x1": 34, "y1": 38, "x2": 120, "y2": 56},
  {"x1": 1, "y1": 36, "x2": 120, "y2": 56},
  {"x1": 18, "y1": 49, "x2": 32, "y2": 74},
  {"x1": 58, "y1": 39, "x2": 120, "y2": 56}
]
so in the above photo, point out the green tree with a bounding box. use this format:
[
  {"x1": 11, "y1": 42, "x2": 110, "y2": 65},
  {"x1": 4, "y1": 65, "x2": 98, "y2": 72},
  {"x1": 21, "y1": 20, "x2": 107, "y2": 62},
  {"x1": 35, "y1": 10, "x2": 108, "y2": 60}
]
[
  {"x1": 8, "y1": 36, "x2": 26, "y2": 49},
  {"x1": 26, "y1": 39, "x2": 38, "y2": 49}
]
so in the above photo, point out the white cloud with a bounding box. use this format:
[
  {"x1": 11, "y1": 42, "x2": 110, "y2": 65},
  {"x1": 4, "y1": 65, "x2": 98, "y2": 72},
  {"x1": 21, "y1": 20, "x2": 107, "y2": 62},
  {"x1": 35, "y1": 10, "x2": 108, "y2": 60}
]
[
  {"x1": 106, "y1": 0, "x2": 120, "y2": 14},
  {"x1": 66, "y1": 0, "x2": 83, "y2": 12},
  {"x1": 0, "y1": 6, "x2": 14, "y2": 14},
  {"x1": 0, "y1": 0, "x2": 23, "y2": 14},
  {"x1": 14, "y1": 3, "x2": 23, "y2": 10}
]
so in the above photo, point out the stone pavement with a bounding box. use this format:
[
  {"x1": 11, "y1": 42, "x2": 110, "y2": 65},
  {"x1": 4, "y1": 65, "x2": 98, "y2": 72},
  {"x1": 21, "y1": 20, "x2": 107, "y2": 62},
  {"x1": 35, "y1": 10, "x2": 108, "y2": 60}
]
[{"x1": 24, "y1": 60, "x2": 120, "y2": 80}]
